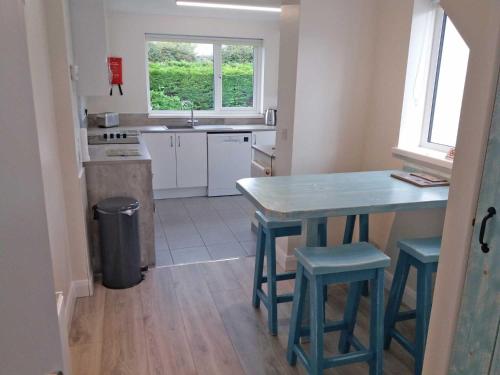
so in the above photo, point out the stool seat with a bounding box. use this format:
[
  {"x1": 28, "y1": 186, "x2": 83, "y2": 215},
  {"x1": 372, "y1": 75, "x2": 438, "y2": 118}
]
[
  {"x1": 398, "y1": 237, "x2": 441, "y2": 264},
  {"x1": 295, "y1": 242, "x2": 390, "y2": 275}
]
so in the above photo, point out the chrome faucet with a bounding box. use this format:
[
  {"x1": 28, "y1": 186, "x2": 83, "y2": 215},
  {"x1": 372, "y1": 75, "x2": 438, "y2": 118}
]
[{"x1": 182, "y1": 100, "x2": 199, "y2": 126}]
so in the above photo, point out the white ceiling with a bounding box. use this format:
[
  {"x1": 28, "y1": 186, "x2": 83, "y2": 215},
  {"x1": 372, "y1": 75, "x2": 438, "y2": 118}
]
[{"x1": 106, "y1": 0, "x2": 283, "y2": 21}]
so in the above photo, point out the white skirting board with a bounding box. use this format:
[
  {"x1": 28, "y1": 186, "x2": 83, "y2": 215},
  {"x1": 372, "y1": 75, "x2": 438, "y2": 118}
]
[
  {"x1": 64, "y1": 279, "x2": 92, "y2": 334},
  {"x1": 154, "y1": 187, "x2": 207, "y2": 200}
]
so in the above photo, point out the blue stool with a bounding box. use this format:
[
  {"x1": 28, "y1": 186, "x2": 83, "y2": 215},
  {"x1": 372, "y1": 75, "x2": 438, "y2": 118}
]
[
  {"x1": 252, "y1": 211, "x2": 327, "y2": 336},
  {"x1": 287, "y1": 242, "x2": 390, "y2": 375},
  {"x1": 384, "y1": 237, "x2": 441, "y2": 375}
]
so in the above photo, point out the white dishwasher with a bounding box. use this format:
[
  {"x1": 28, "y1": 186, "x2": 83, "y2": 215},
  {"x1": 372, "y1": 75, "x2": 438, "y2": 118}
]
[{"x1": 208, "y1": 133, "x2": 251, "y2": 196}]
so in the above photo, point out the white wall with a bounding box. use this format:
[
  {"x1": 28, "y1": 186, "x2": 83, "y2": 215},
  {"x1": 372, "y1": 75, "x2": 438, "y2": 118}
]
[
  {"x1": 290, "y1": 0, "x2": 377, "y2": 175},
  {"x1": 25, "y1": 0, "x2": 73, "y2": 302},
  {"x1": 274, "y1": 4, "x2": 300, "y2": 177},
  {"x1": 0, "y1": 0, "x2": 65, "y2": 372},
  {"x1": 86, "y1": 11, "x2": 280, "y2": 114},
  {"x1": 45, "y1": 0, "x2": 93, "y2": 294}
]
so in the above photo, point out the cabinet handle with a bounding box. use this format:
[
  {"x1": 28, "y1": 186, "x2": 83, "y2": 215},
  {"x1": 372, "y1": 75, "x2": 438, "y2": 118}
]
[
  {"x1": 170, "y1": 135, "x2": 173, "y2": 147},
  {"x1": 178, "y1": 135, "x2": 181, "y2": 147}
]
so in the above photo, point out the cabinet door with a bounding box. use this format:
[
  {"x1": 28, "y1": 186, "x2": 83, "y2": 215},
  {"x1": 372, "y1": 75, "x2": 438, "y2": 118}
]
[
  {"x1": 69, "y1": 0, "x2": 109, "y2": 96},
  {"x1": 176, "y1": 133, "x2": 208, "y2": 188},
  {"x1": 142, "y1": 133, "x2": 177, "y2": 190},
  {"x1": 252, "y1": 130, "x2": 276, "y2": 146}
]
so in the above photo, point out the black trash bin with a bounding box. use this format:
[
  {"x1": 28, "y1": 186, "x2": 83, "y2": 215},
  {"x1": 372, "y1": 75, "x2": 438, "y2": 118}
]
[{"x1": 95, "y1": 197, "x2": 142, "y2": 289}]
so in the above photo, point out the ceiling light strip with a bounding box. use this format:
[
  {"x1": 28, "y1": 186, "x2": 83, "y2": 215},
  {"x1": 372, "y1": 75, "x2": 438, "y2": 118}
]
[{"x1": 176, "y1": 1, "x2": 281, "y2": 13}]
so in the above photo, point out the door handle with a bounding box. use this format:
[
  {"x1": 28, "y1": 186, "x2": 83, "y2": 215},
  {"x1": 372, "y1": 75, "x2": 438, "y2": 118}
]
[
  {"x1": 170, "y1": 135, "x2": 173, "y2": 147},
  {"x1": 479, "y1": 207, "x2": 496, "y2": 253},
  {"x1": 178, "y1": 135, "x2": 181, "y2": 147}
]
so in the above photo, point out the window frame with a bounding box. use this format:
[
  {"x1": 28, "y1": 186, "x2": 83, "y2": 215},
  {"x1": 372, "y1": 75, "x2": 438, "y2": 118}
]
[
  {"x1": 145, "y1": 34, "x2": 264, "y2": 117},
  {"x1": 420, "y1": 9, "x2": 449, "y2": 152},
  {"x1": 419, "y1": 10, "x2": 467, "y2": 153}
]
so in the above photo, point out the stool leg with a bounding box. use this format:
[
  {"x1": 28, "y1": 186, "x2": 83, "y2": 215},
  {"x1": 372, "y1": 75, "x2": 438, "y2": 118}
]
[
  {"x1": 359, "y1": 214, "x2": 370, "y2": 296},
  {"x1": 252, "y1": 224, "x2": 266, "y2": 308},
  {"x1": 338, "y1": 281, "x2": 363, "y2": 353},
  {"x1": 266, "y1": 231, "x2": 278, "y2": 335},
  {"x1": 343, "y1": 215, "x2": 356, "y2": 244},
  {"x1": 370, "y1": 268, "x2": 385, "y2": 375},
  {"x1": 287, "y1": 265, "x2": 307, "y2": 366},
  {"x1": 310, "y1": 275, "x2": 325, "y2": 375},
  {"x1": 384, "y1": 252, "x2": 411, "y2": 349},
  {"x1": 318, "y1": 221, "x2": 328, "y2": 305},
  {"x1": 415, "y1": 264, "x2": 433, "y2": 375}
]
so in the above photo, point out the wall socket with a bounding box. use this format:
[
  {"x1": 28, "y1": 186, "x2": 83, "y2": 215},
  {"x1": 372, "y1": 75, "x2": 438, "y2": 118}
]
[{"x1": 280, "y1": 128, "x2": 288, "y2": 141}]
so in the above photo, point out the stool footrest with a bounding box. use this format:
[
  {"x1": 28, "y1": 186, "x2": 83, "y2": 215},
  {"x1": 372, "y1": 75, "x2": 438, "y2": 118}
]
[
  {"x1": 293, "y1": 345, "x2": 311, "y2": 373},
  {"x1": 396, "y1": 309, "x2": 416, "y2": 322},
  {"x1": 348, "y1": 335, "x2": 367, "y2": 352},
  {"x1": 261, "y1": 271, "x2": 296, "y2": 283},
  {"x1": 299, "y1": 319, "x2": 347, "y2": 337},
  {"x1": 324, "y1": 350, "x2": 372, "y2": 369},
  {"x1": 276, "y1": 293, "x2": 294, "y2": 303},
  {"x1": 256, "y1": 289, "x2": 294, "y2": 308},
  {"x1": 292, "y1": 333, "x2": 370, "y2": 371},
  {"x1": 390, "y1": 328, "x2": 415, "y2": 356}
]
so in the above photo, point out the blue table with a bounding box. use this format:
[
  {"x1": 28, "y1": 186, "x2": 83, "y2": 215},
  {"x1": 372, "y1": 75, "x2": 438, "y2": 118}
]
[
  {"x1": 237, "y1": 170, "x2": 448, "y2": 248},
  {"x1": 237, "y1": 170, "x2": 449, "y2": 335}
]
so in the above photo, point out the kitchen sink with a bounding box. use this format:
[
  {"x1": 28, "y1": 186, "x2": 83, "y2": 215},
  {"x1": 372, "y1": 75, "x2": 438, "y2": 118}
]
[{"x1": 167, "y1": 125, "x2": 195, "y2": 130}]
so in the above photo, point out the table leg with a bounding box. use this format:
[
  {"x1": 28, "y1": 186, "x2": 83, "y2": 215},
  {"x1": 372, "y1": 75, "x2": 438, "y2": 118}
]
[
  {"x1": 299, "y1": 218, "x2": 324, "y2": 342},
  {"x1": 343, "y1": 215, "x2": 356, "y2": 244},
  {"x1": 359, "y1": 214, "x2": 370, "y2": 296}
]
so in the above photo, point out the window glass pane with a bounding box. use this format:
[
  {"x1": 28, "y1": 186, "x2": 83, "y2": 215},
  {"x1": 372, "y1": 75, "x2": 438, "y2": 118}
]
[
  {"x1": 221, "y1": 44, "x2": 254, "y2": 108},
  {"x1": 429, "y1": 17, "x2": 469, "y2": 147},
  {"x1": 147, "y1": 41, "x2": 214, "y2": 110}
]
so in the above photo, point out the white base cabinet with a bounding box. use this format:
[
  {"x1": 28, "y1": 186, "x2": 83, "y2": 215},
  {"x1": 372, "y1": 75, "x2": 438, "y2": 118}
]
[
  {"x1": 176, "y1": 133, "x2": 208, "y2": 188},
  {"x1": 142, "y1": 132, "x2": 207, "y2": 192},
  {"x1": 142, "y1": 133, "x2": 177, "y2": 190}
]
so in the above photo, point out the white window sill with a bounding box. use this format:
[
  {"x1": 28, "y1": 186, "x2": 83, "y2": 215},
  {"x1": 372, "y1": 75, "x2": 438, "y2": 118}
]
[
  {"x1": 392, "y1": 146, "x2": 453, "y2": 176},
  {"x1": 148, "y1": 112, "x2": 264, "y2": 119}
]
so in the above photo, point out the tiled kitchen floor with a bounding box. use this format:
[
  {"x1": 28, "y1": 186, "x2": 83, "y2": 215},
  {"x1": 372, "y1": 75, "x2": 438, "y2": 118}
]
[{"x1": 154, "y1": 195, "x2": 257, "y2": 266}]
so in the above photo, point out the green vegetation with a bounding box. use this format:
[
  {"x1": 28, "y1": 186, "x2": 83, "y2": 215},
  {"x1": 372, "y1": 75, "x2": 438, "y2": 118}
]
[{"x1": 148, "y1": 42, "x2": 254, "y2": 110}]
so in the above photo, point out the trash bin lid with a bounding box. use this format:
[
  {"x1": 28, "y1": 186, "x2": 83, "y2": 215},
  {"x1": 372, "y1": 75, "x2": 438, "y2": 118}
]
[{"x1": 96, "y1": 197, "x2": 140, "y2": 214}]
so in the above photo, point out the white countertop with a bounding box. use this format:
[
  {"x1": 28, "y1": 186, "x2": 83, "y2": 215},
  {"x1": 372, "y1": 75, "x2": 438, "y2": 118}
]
[
  {"x1": 85, "y1": 140, "x2": 151, "y2": 165},
  {"x1": 88, "y1": 124, "x2": 276, "y2": 135}
]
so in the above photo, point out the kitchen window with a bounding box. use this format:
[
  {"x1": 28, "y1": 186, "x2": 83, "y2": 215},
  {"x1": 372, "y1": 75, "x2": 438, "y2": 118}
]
[
  {"x1": 146, "y1": 34, "x2": 263, "y2": 117},
  {"x1": 420, "y1": 12, "x2": 469, "y2": 151}
]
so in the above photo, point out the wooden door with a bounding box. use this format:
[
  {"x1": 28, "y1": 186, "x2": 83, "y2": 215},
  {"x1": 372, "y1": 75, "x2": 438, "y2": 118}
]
[
  {"x1": 449, "y1": 71, "x2": 500, "y2": 374},
  {"x1": 142, "y1": 133, "x2": 177, "y2": 190},
  {"x1": 176, "y1": 132, "x2": 208, "y2": 188}
]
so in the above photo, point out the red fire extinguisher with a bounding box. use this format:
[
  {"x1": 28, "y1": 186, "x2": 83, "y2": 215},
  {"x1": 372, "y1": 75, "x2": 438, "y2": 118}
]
[{"x1": 108, "y1": 57, "x2": 123, "y2": 96}]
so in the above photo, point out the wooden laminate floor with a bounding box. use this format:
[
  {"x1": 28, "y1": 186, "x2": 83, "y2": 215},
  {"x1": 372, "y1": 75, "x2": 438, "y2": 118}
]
[{"x1": 70, "y1": 257, "x2": 415, "y2": 375}]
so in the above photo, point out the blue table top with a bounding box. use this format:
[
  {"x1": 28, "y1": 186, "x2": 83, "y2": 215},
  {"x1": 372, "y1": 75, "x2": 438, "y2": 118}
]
[{"x1": 236, "y1": 170, "x2": 449, "y2": 220}]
